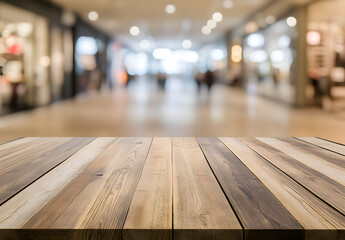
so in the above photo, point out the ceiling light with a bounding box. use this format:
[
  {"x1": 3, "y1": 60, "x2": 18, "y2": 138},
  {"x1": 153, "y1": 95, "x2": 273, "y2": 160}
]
[
  {"x1": 88, "y1": 11, "x2": 99, "y2": 21},
  {"x1": 140, "y1": 39, "x2": 150, "y2": 50},
  {"x1": 202, "y1": 26, "x2": 211, "y2": 35},
  {"x1": 212, "y1": 12, "x2": 223, "y2": 22},
  {"x1": 286, "y1": 16, "x2": 297, "y2": 27},
  {"x1": 207, "y1": 19, "x2": 217, "y2": 29},
  {"x1": 130, "y1": 26, "x2": 140, "y2": 36},
  {"x1": 265, "y1": 15, "x2": 276, "y2": 25},
  {"x1": 182, "y1": 39, "x2": 192, "y2": 49},
  {"x1": 223, "y1": 0, "x2": 233, "y2": 9},
  {"x1": 165, "y1": 4, "x2": 176, "y2": 14}
]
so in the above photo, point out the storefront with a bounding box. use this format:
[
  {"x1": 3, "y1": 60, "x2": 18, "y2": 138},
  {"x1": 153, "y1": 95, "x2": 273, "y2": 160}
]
[
  {"x1": 242, "y1": 18, "x2": 297, "y2": 104},
  {"x1": 306, "y1": 0, "x2": 345, "y2": 109},
  {"x1": 0, "y1": 2, "x2": 50, "y2": 114}
]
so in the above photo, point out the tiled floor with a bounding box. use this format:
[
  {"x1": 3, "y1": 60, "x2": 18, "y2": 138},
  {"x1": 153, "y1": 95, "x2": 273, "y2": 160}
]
[{"x1": 0, "y1": 78, "x2": 344, "y2": 144}]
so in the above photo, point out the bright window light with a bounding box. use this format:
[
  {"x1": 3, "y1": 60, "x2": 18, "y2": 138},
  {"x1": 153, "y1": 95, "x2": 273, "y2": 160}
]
[
  {"x1": 153, "y1": 48, "x2": 173, "y2": 60},
  {"x1": 247, "y1": 33, "x2": 265, "y2": 48},
  {"x1": 250, "y1": 50, "x2": 268, "y2": 63},
  {"x1": 211, "y1": 49, "x2": 225, "y2": 61},
  {"x1": 76, "y1": 36, "x2": 98, "y2": 55},
  {"x1": 278, "y1": 35, "x2": 291, "y2": 48},
  {"x1": 182, "y1": 39, "x2": 192, "y2": 49}
]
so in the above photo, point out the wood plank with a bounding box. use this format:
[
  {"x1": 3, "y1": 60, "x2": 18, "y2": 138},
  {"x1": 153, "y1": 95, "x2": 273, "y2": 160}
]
[
  {"x1": 173, "y1": 138, "x2": 242, "y2": 240},
  {"x1": 297, "y1": 137, "x2": 345, "y2": 156},
  {"x1": 123, "y1": 138, "x2": 172, "y2": 240},
  {"x1": 197, "y1": 137, "x2": 303, "y2": 240},
  {"x1": 23, "y1": 137, "x2": 152, "y2": 240},
  {"x1": 257, "y1": 138, "x2": 345, "y2": 186},
  {"x1": 0, "y1": 137, "x2": 47, "y2": 158},
  {"x1": 242, "y1": 137, "x2": 345, "y2": 216},
  {"x1": 221, "y1": 137, "x2": 345, "y2": 240},
  {"x1": 0, "y1": 137, "x2": 95, "y2": 205},
  {"x1": 283, "y1": 138, "x2": 345, "y2": 168},
  {"x1": 0, "y1": 137, "x2": 117, "y2": 229}
]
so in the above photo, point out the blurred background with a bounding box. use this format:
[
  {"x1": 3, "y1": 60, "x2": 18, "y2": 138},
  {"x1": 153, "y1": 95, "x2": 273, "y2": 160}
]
[{"x1": 0, "y1": 0, "x2": 344, "y2": 143}]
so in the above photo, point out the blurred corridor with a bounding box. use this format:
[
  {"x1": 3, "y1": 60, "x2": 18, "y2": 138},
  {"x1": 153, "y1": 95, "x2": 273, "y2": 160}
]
[
  {"x1": 1, "y1": 0, "x2": 345, "y2": 140},
  {"x1": 1, "y1": 77, "x2": 344, "y2": 143}
]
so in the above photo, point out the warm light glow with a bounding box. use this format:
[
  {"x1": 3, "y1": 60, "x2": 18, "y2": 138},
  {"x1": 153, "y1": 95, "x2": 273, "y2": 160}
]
[
  {"x1": 202, "y1": 26, "x2": 211, "y2": 35},
  {"x1": 88, "y1": 11, "x2": 99, "y2": 21},
  {"x1": 286, "y1": 17, "x2": 297, "y2": 27},
  {"x1": 39, "y1": 56, "x2": 51, "y2": 67},
  {"x1": 207, "y1": 19, "x2": 217, "y2": 29},
  {"x1": 223, "y1": 0, "x2": 233, "y2": 9},
  {"x1": 130, "y1": 26, "x2": 140, "y2": 36},
  {"x1": 245, "y1": 22, "x2": 259, "y2": 34},
  {"x1": 165, "y1": 4, "x2": 176, "y2": 14},
  {"x1": 231, "y1": 45, "x2": 242, "y2": 63},
  {"x1": 212, "y1": 12, "x2": 223, "y2": 22},
  {"x1": 307, "y1": 31, "x2": 321, "y2": 46},
  {"x1": 182, "y1": 39, "x2": 192, "y2": 49}
]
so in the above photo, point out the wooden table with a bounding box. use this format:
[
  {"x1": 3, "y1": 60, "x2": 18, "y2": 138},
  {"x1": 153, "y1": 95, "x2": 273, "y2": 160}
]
[{"x1": 0, "y1": 137, "x2": 344, "y2": 240}]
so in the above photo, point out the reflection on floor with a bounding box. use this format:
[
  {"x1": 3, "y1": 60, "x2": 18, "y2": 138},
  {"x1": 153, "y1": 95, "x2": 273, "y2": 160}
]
[{"x1": 0, "y1": 78, "x2": 344, "y2": 144}]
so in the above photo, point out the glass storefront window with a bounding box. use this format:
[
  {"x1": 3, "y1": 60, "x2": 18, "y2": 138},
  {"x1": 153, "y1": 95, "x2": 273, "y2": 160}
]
[
  {"x1": 243, "y1": 19, "x2": 297, "y2": 104},
  {"x1": 307, "y1": 0, "x2": 345, "y2": 108},
  {"x1": 0, "y1": 3, "x2": 50, "y2": 114}
]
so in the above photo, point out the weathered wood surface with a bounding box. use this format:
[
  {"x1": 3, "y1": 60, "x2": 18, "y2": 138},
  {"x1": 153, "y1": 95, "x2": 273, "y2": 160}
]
[
  {"x1": 173, "y1": 138, "x2": 242, "y2": 240},
  {"x1": 0, "y1": 137, "x2": 344, "y2": 240},
  {"x1": 198, "y1": 137, "x2": 303, "y2": 240}
]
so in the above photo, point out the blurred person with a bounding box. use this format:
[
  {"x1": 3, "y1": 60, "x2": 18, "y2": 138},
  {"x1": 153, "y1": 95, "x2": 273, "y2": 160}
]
[
  {"x1": 205, "y1": 69, "x2": 215, "y2": 91},
  {"x1": 156, "y1": 72, "x2": 167, "y2": 90},
  {"x1": 195, "y1": 71, "x2": 204, "y2": 92}
]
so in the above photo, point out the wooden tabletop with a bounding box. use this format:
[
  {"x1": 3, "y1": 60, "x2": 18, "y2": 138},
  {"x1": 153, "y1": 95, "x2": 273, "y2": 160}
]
[{"x1": 0, "y1": 137, "x2": 344, "y2": 240}]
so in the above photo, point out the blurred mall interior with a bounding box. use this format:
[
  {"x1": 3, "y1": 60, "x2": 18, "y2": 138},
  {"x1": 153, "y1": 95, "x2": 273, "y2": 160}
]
[{"x1": 0, "y1": 0, "x2": 344, "y2": 142}]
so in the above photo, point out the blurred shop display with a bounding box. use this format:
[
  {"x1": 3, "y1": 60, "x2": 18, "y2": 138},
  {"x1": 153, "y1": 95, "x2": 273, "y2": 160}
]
[
  {"x1": 307, "y1": 0, "x2": 345, "y2": 109},
  {"x1": 75, "y1": 36, "x2": 107, "y2": 93},
  {"x1": 0, "y1": 3, "x2": 50, "y2": 114},
  {"x1": 242, "y1": 19, "x2": 297, "y2": 104}
]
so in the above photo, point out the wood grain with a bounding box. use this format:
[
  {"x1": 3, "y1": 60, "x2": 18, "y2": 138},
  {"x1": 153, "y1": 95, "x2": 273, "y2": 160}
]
[
  {"x1": 173, "y1": 138, "x2": 242, "y2": 240},
  {"x1": 297, "y1": 137, "x2": 345, "y2": 156},
  {"x1": 0, "y1": 137, "x2": 47, "y2": 158},
  {"x1": 0, "y1": 137, "x2": 117, "y2": 229},
  {"x1": 23, "y1": 137, "x2": 152, "y2": 240},
  {"x1": 0, "y1": 137, "x2": 95, "y2": 205},
  {"x1": 197, "y1": 137, "x2": 303, "y2": 240},
  {"x1": 124, "y1": 138, "x2": 172, "y2": 240},
  {"x1": 0, "y1": 137, "x2": 344, "y2": 240},
  {"x1": 243, "y1": 137, "x2": 345, "y2": 216},
  {"x1": 257, "y1": 138, "x2": 345, "y2": 186},
  {"x1": 221, "y1": 137, "x2": 345, "y2": 240}
]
